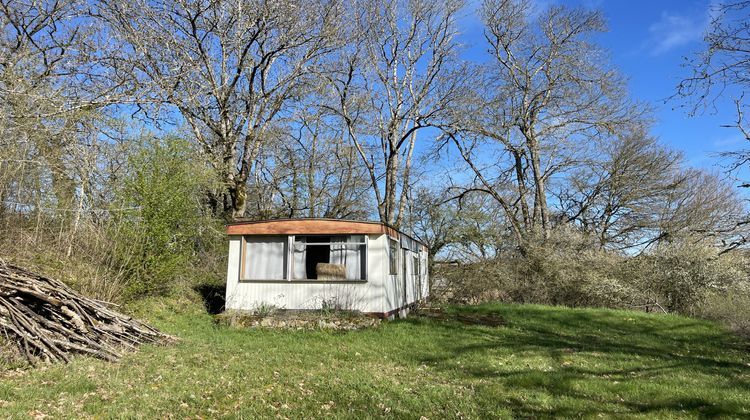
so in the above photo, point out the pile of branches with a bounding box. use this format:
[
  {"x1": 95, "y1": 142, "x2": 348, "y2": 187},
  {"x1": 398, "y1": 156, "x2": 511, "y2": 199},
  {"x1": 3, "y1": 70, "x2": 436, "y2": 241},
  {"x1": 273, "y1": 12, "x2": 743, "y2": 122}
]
[{"x1": 0, "y1": 262, "x2": 172, "y2": 364}]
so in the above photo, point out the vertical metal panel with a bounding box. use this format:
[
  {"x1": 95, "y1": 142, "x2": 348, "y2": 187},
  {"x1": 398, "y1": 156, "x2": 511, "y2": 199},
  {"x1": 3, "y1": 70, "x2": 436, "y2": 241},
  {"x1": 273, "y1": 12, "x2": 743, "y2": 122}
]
[{"x1": 225, "y1": 237, "x2": 242, "y2": 308}]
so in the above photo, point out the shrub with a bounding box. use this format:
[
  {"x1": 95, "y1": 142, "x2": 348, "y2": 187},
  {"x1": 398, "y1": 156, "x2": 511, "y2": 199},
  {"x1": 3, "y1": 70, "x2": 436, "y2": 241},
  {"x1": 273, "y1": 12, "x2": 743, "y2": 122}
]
[
  {"x1": 433, "y1": 230, "x2": 748, "y2": 320},
  {"x1": 507, "y1": 234, "x2": 637, "y2": 308},
  {"x1": 695, "y1": 283, "x2": 750, "y2": 337},
  {"x1": 432, "y1": 259, "x2": 513, "y2": 305},
  {"x1": 624, "y1": 244, "x2": 746, "y2": 314},
  {"x1": 0, "y1": 133, "x2": 225, "y2": 304},
  {"x1": 111, "y1": 136, "x2": 223, "y2": 298},
  {"x1": 434, "y1": 230, "x2": 640, "y2": 308}
]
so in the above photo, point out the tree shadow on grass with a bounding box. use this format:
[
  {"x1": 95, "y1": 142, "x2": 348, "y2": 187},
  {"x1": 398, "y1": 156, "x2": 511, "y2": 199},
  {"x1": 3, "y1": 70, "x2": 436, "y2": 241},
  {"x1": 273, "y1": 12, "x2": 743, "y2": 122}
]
[
  {"x1": 418, "y1": 308, "x2": 505, "y2": 327},
  {"x1": 402, "y1": 305, "x2": 750, "y2": 417},
  {"x1": 193, "y1": 283, "x2": 225, "y2": 315}
]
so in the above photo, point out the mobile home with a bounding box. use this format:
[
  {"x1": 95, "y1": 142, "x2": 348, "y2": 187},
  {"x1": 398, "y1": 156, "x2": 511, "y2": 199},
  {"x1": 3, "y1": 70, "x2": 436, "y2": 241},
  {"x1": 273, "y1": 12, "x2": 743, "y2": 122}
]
[{"x1": 224, "y1": 219, "x2": 429, "y2": 317}]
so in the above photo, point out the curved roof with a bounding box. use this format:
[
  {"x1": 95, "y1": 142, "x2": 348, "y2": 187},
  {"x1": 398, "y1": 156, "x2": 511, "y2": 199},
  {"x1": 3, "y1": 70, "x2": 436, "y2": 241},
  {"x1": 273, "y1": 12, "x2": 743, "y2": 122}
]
[{"x1": 226, "y1": 218, "x2": 425, "y2": 247}]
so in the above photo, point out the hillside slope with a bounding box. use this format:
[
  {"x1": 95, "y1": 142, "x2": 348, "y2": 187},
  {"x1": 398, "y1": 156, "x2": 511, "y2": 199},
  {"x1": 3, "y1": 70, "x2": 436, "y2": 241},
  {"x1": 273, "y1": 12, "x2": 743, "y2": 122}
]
[{"x1": 1, "y1": 301, "x2": 748, "y2": 418}]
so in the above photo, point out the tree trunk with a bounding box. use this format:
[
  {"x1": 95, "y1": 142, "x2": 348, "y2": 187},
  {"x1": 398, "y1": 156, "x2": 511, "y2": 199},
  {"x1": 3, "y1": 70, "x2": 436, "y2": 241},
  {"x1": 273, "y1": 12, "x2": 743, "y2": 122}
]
[
  {"x1": 396, "y1": 132, "x2": 417, "y2": 228},
  {"x1": 231, "y1": 182, "x2": 247, "y2": 220},
  {"x1": 307, "y1": 135, "x2": 317, "y2": 218},
  {"x1": 527, "y1": 138, "x2": 550, "y2": 238},
  {"x1": 384, "y1": 149, "x2": 400, "y2": 226},
  {"x1": 513, "y1": 150, "x2": 531, "y2": 231}
]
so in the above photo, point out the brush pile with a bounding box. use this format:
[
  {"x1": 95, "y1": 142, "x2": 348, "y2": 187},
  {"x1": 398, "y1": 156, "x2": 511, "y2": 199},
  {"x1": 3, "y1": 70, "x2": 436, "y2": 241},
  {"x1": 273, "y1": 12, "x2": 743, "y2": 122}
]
[{"x1": 0, "y1": 261, "x2": 172, "y2": 365}]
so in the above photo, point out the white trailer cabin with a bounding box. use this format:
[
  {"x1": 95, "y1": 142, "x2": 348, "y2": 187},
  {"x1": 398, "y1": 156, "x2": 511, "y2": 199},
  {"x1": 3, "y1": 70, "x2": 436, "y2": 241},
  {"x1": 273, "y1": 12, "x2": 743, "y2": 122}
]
[{"x1": 225, "y1": 219, "x2": 429, "y2": 317}]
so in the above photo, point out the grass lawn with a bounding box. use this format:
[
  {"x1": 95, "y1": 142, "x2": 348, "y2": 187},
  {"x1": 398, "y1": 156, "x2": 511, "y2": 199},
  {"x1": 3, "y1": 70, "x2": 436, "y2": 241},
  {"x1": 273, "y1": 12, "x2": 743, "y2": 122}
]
[{"x1": 1, "y1": 299, "x2": 748, "y2": 418}]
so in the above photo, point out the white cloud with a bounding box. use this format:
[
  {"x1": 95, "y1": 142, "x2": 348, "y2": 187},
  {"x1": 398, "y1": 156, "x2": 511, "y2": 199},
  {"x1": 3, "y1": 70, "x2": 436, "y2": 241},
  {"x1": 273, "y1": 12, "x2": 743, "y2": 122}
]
[{"x1": 648, "y1": 9, "x2": 709, "y2": 55}]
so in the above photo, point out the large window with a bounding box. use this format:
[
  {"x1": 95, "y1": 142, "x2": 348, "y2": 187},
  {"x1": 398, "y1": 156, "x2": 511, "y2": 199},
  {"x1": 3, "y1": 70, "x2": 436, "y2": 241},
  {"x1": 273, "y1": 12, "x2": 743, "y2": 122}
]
[
  {"x1": 242, "y1": 236, "x2": 287, "y2": 280},
  {"x1": 292, "y1": 235, "x2": 366, "y2": 281}
]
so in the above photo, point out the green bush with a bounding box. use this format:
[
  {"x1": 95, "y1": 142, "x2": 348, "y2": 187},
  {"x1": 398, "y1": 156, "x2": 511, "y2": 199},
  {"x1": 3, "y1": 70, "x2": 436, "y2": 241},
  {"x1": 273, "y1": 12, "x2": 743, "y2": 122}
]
[{"x1": 111, "y1": 136, "x2": 223, "y2": 298}]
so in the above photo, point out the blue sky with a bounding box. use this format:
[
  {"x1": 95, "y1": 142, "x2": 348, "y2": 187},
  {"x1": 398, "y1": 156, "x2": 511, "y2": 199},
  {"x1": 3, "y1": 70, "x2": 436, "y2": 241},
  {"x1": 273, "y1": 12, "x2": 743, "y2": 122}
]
[{"x1": 456, "y1": 0, "x2": 746, "y2": 178}]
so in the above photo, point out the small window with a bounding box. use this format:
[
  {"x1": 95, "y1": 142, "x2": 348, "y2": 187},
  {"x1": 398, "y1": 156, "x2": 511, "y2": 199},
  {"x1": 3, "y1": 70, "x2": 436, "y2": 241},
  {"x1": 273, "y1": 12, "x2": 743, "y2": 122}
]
[
  {"x1": 413, "y1": 253, "x2": 420, "y2": 278},
  {"x1": 292, "y1": 235, "x2": 366, "y2": 280},
  {"x1": 388, "y1": 238, "x2": 399, "y2": 276},
  {"x1": 242, "y1": 236, "x2": 287, "y2": 280}
]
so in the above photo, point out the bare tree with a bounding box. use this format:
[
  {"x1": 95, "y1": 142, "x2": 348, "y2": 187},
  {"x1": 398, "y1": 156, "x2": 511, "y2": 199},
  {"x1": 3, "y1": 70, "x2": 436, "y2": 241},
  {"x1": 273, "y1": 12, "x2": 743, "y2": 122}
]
[
  {"x1": 675, "y1": 1, "x2": 750, "y2": 249},
  {"x1": 95, "y1": 0, "x2": 342, "y2": 219},
  {"x1": 557, "y1": 129, "x2": 685, "y2": 250},
  {"x1": 661, "y1": 169, "x2": 748, "y2": 250},
  {"x1": 1, "y1": 0, "x2": 130, "y2": 124},
  {"x1": 410, "y1": 187, "x2": 458, "y2": 267},
  {"x1": 446, "y1": 190, "x2": 513, "y2": 261},
  {"x1": 328, "y1": 0, "x2": 465, "y2": 227},
  {"x1": 2, "y1": 0, "x2": 75, "y2": 210},
  {"x1": 245, "y1": 100, "x2": 372, "y2": 220},
  {"x1": 0, "y1": 0, "x2": 109, "y2": 228},
  {"x1": 678, "y1": 1, "x2": 750, "y2": 166},
  {"x1": 557, "y1": 126, "x2": 747, "y2": 251},
  {"x1": 447, "y1": 0, "x2": 640, "y2": 248}
]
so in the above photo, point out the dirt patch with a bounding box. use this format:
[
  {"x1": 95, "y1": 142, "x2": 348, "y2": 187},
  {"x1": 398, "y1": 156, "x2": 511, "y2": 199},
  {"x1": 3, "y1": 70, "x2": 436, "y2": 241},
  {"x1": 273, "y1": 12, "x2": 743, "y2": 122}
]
[{"x1": 418, "y1": 308, "x2": 505, "y2": 327}]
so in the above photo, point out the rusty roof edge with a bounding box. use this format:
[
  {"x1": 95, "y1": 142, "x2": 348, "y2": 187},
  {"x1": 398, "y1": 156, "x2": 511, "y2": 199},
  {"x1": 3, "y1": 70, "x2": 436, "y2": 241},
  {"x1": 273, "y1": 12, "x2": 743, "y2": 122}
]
[
  {"x1": 226, "y1": 217, "x2": 384, "y2": 226},
  {"x1": 225, "y1": 218, "x2": 427, "y2": 248}
]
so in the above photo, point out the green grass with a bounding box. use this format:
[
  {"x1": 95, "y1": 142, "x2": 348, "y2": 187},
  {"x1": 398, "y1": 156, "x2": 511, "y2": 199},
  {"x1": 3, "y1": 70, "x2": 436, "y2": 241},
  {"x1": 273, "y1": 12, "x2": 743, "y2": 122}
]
[{"x1": 1, "y1": 299, "x2": 749, "y2": 418}]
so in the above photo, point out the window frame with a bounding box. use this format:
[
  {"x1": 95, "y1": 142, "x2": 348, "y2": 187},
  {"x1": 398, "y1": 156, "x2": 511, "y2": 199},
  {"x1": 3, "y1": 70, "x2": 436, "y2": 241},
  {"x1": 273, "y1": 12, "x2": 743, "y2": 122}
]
[
  {"x1": 239, "y1": 235, "x2": 288, "y2": 281},
  {"x1": 290, "y1": 234, "x2": 368, "y2": 282},
  {"x1": 239, "y1": 234, "x2": 369, "y2": 283}
]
